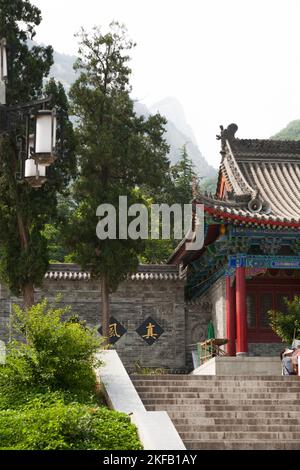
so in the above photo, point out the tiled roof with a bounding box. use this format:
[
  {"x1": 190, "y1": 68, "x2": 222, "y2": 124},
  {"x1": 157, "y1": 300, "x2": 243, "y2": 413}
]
[
  {"x1": 231, "y1": 138, "x2": 300, "y2": 157},
  {"x1": 202, "y1": 124, "x2": 300, "y2": 227},
  {"x1": 45, "y1": 263, "x2": 181, "y2": 281},
  {"x1": 196, "y1": 193, "x2": 300, "y2": 228}
]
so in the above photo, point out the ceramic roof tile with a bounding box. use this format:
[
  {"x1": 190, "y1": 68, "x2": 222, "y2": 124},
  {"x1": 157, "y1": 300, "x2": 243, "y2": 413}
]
[
  {"x1": 208, "y1": 124, "x2": 300, "y2": 226},
  {"x1": 44, "y1": 264, "x2": 181, "y2": 281}
]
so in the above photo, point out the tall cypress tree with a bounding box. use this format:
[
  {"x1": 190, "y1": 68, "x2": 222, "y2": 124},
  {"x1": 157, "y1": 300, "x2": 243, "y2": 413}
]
[
  {"x1": 0, "y1": 0, "x2": 76, "y2": 307},
  {"x1": 67, "y1": 23, "x2": 169, "y2": 341},
  {"x1": 170, "y1": 144, "x2": 198, "y2": 204}
]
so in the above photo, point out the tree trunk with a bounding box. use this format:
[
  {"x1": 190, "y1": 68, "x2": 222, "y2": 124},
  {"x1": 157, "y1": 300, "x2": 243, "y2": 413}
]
[
  {"x1": 17, "y1": 211, "x2": 35, "y2": 308},
  {"x1": 101, "y1": 274, "x2": 110, "y2": 346},
  {"x1": 22, "y1": 282, "x2": 35, "y2": 310}
]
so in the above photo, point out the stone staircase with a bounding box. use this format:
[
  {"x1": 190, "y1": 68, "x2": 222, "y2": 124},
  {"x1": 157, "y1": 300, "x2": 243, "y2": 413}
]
[{"x1": 131, "y1": 374, "x2": 300, "y2": 450}]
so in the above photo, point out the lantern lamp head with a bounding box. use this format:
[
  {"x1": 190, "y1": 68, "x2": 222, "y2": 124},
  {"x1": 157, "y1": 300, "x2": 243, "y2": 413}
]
[
  {"x1": 33, "y1": 109, "x2": 57, "y2": 166},
  {"x1": 0, "y1": 38, "x2": 7, "y2": 81},
  {"x1": 0, "y1": 38, "x2": 7, "y2": 105},
  {"x1": 24, "y1": 158, "x2": 47, "y2": 188}
]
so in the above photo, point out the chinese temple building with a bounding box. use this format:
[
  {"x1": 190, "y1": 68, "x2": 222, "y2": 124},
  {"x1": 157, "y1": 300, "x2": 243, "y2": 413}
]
[{"x1": 170, "y1": 123, "x2": 300, "y2": 357}]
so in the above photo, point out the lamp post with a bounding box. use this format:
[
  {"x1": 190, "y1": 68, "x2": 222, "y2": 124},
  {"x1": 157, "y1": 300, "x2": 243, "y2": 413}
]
[{"x1": 0, "y1": 37, "x2": 59, "y2": 188}]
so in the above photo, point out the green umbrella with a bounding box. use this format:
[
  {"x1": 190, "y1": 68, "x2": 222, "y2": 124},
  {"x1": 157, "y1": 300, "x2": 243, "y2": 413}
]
[{"x1": 207, "y1": 321, "x2": 215, "y2": 340}]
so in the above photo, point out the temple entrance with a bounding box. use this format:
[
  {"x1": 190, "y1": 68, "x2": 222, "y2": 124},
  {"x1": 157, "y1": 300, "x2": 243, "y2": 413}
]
[{"x1": 246, "y1": 269, "x2": 300, "y2": 343}]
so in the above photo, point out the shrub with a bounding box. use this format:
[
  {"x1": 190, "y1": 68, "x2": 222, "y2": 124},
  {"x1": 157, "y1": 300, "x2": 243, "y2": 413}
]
[
  {"x1": 5, "y1": 299, "x2": 101, "y2": 393},
  {"x1": 0, "y1": 393, "x2": 142, "y2": 450},
  {"x1": 269, "y1": 296, "x2": 300, "y2": 344},
  {"x1": 0, "y1": 299, "x2": 142, "y2": 450}
]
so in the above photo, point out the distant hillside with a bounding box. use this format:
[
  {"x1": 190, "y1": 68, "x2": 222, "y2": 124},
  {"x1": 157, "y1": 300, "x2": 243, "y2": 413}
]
[
  {"x1": 50, "y1": 50, "x2": 77, "y2": 91},
  {"x1": 272, "y1": 120, "x2": 300, "y2": 140},
  {"x1": 47, "y1": 47, "x2": 216, "y2": 178},
  {"x1": 150, "y1": 97, "x2": 197, "y2": 146},
  {"x1": 135, "y1": 98, "x2": 215, "y2": 177}
]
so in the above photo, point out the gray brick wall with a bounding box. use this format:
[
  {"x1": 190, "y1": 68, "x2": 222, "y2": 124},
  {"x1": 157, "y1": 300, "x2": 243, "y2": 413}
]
[
  {"x1": 0, "y1": 273, "x2": 187, "y2": 372},
  {"x1": 0, "y1": 265, "x2": 286, "y2": 371}
]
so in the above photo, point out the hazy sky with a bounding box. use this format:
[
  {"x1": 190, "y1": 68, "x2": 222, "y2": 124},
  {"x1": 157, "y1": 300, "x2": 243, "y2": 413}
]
[{"x1": 31, "y1": 0, "x2": 300, "y2": 168}]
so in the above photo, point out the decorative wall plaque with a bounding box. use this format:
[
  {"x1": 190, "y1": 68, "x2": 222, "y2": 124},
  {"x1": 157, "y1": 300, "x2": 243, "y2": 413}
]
[
  {"x1": 98, "y1": 316, "x2": 127, "y2": 344},
  {"x1": 136, "y1": 316, "x2": 164, "y2": 345}
]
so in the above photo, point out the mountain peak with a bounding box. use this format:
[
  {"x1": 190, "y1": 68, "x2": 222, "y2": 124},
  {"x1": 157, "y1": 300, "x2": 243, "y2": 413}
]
[{"x1": 150, "y1": 97, "x2": 196, "y2": 145}]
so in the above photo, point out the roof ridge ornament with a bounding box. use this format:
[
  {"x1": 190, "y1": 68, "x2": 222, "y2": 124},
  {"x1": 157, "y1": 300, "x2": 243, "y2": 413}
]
[
  {"x1": 247, "y1": 189, "x2": 272, "y2": 215},
  {"x1": 216, "y1": 123, "x2": 238, "y2": 143}
]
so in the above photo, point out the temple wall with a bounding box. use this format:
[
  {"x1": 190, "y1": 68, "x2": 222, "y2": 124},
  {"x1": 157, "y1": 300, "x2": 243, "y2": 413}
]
[
  {"x1": 0, "y1": 273, "x2": 187, "y2": 372},
  {"x1": 182, "y1": 277, "x2": 226, "y2": 370},
  {"x1": 200, "y1": 277, "x2": 226, "y2": 339},
  {"x1": 185, "y1": 300, "x2": 213, "y2": 369},
  {"x1": 0, "y1": 268, "x2": 286, "y2": 371}
]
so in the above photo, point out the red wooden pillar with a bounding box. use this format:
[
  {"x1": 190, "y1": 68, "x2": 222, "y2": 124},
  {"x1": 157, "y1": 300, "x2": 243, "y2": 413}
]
[
  {"x1": 226, "y1": 276, "x2": 236, "y2": 356},
  {"x1": 236, "y1": 266, "x2": 248, "y2": 355}
]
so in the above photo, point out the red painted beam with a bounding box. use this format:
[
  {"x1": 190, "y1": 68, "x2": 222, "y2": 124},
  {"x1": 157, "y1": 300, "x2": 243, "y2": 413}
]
[{"x1": 226, "y1": 276, "x2": 236, "y2": 356}]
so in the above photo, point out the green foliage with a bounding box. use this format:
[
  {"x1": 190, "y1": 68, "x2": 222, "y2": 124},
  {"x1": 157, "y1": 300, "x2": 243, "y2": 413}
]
[
  {"x1": 42, "y1": 223, "x2": 66, "y2": 262},
  {"x1": 0, "y1": 2, "x2": 76, "y2": 300},
  {"x1": 269, "y1": 296, "x2": 300, "y2": 344},
  {"x1": 0, "y1": 393, "x2": 142, "y2": 450},
  {"x1": 140, "y1": 239, "x2": 174, "y2": 264},
  {"x1": 0, "y1": 0, "x2": 53, "y2": 105},
  {"x1": 140, "y1": 145, "x2": 198, "y2": 263},
  {"x1": 0, "y1": 300, "x2": 142, "y2": 450},
  {"x1": 133, "y1": 362, "x2": 168, "y2": 376},
  {"x1": 42, "y1": 193, "x2": 78, "y2": 262},
  {"x1": 66, "y1": 22, "x2": 169, "y2": 290},
  {"x1": 5, "y1": 299, "x2": 101, "y2": 392},
  {"x1": 169, "y1": 145, "x2": 197, "y2": 204}
]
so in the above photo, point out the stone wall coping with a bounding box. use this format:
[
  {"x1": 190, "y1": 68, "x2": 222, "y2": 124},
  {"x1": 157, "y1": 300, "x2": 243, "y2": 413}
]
[
  {"x1": 95, "y1": 350, "x2": 186, "y2": 450},
  {"x1": 45, "y1": 263, "x2": 182, "y2": 281}
]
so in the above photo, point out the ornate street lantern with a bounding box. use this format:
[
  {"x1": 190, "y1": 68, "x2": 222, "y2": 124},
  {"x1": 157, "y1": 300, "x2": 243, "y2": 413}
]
[
  {"x1": 33, "y1": 109, "x2": 57, "y2": 166},
  {"x1": 0, "y1": 37, "x2": 60, "y2": 188}
]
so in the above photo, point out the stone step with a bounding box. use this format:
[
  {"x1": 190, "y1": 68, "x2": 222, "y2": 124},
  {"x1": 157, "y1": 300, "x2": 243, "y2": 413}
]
[
  {"x1": 179, "y1": 431, "x2": 300, "y2": 440},
  {"x1": 132, "y1": 381, "x2": 300, "y2": 388},
  {"x1": 172, "y1": 417, "x2": 300, "y2": 425},
  {"x1": 131, "y1": 375, "x2": 300, "y2": 381},
  {"x1": 167, "y1": 410, "x2": 300, "y2": 419},
  {"x1": 134, "y1": 385, "x2": 300, "y2": 393},
  {"x1": 175, "y1": 424, "x2": 300, "y2": 432},
  {"x1": 132, "y1": 374, "x2": 300, "y2": 449},
  {"x1": 184, "y1": 440, "x2": 300, "y2": 450},
  {"x1": 145, "y1": 404, "x2": 300, "y2": 411},
  {"x1": 141, "y1": 398, "x2": 300, "y2": 405},
  {"x1": 135, "y1": 392, "x2": 300, "y2": 399}
]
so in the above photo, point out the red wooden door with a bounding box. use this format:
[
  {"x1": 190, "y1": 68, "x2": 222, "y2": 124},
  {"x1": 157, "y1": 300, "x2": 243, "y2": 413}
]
[{"x1": 246, "y1": 276, "x2": 300, "y2": 343}]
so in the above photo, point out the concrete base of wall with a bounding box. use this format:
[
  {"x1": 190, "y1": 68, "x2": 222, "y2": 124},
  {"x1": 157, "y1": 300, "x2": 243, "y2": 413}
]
[{"x1": 191, "y1": 356, "x2": 282, "y2": 376}]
